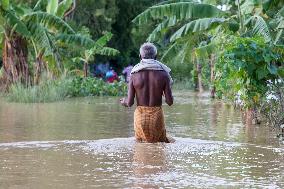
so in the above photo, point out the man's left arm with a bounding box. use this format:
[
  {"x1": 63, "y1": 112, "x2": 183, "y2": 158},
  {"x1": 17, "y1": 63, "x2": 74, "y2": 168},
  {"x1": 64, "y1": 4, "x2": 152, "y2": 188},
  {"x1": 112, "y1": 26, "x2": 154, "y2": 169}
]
[{"x1": 120, "y1": 76, "x2": 135, "y2": 107}]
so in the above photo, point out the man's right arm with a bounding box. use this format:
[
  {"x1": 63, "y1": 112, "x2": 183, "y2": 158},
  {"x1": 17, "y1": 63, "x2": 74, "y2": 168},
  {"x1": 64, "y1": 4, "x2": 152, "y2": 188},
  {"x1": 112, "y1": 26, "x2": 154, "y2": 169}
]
[
  {"x1": 164, "y1": 76, "x2": 173, "y2": 106},
  {"x1": 120, "y1": 75, "x2": 135, "y2": 107}
]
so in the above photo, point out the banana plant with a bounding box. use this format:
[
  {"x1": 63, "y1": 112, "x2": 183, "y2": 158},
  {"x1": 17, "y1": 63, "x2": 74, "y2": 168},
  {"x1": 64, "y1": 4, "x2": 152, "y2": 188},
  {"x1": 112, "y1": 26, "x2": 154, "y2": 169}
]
[
  {"x1": 0, "y1": 0, "x2": 90, "y2": 87},
  {"x1": 133, "y1": 0, "x2": 284, "y2": 96},
  {"x1": 72, "y1": 32, "x2": 120, "y2": 77}
]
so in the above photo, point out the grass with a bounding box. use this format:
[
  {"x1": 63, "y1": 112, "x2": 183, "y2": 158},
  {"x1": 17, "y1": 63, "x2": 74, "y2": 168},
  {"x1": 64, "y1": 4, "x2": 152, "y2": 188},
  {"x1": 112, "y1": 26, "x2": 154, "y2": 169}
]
[
  {"x1": 5, "y1": 76, "x2": 196, "y2": 103},
  {"x1": 5, "y1": 75, "x2": 128, "y2": 103},
  {"x1": 6, "y1": 78, "x2": 70, "y2": 103},
  {"x1": 172, "y1": 79, "x2": 195, "y2": 91}
]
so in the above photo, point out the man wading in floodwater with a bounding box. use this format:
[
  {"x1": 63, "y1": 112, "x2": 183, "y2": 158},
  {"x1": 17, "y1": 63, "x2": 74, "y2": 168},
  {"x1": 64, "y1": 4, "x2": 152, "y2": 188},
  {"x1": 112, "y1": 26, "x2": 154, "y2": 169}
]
[{"x1": 120, "y1": 42, "x2": 174, "y2": 143}]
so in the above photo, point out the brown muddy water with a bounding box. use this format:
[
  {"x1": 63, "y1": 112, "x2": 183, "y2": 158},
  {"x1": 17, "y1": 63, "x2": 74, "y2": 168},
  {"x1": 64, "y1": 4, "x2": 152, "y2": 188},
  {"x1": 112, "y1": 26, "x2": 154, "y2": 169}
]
[{"x1": 0, "y1": 91, "x2": 283, "y2": 189}]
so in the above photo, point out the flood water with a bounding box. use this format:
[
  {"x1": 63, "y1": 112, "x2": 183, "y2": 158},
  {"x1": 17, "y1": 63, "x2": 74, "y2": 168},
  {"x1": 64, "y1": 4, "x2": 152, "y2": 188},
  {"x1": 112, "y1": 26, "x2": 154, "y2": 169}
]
[{"x1": 0, "y1": 91, "x2": 283, "y2": 189}]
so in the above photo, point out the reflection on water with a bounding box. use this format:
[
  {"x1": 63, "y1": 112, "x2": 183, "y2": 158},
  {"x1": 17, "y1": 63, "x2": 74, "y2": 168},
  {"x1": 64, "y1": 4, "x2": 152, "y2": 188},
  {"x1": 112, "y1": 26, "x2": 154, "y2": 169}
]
[{"x1": 0, "y1": 91, "x2": 283, "y2": 188}]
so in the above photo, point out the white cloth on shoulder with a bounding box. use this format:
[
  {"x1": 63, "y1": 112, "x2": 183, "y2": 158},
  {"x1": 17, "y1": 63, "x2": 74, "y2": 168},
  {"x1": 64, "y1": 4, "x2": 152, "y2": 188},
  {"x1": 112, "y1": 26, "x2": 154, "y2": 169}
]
[{"x1": 131, "y1": 59, "x2": 173, "y2": 85}]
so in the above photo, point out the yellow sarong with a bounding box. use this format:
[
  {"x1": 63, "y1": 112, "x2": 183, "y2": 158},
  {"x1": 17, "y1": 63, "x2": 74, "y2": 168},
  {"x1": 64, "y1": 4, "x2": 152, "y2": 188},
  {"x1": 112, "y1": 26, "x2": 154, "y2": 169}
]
[{"x1": 134, "y1": 106, "x2": 169, "y2": 143}]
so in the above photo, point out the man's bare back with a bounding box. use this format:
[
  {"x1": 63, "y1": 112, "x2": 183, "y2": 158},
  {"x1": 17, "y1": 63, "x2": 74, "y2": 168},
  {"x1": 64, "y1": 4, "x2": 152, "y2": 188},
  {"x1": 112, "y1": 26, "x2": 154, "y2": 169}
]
[{"x1": 120, "y1": 70, "x2": 173, "y2": 107}]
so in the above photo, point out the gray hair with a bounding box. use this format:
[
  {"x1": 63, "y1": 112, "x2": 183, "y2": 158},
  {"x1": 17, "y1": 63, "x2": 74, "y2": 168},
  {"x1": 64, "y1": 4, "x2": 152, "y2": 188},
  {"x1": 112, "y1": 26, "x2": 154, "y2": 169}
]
[{"x1": 139, "y1": 42, "x2": 157, "y2": 59}]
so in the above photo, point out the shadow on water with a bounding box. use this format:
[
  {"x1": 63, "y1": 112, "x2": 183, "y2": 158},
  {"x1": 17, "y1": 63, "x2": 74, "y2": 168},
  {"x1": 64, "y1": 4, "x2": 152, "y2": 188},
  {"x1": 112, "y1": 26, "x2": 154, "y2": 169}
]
[{"x1": 0, "y1": 91, "x2": 283, "y2": 188}]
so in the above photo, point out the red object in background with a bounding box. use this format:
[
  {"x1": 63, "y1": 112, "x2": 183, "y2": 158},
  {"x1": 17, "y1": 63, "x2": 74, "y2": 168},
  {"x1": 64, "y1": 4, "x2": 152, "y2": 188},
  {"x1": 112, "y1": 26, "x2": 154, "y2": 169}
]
[{"x1": 107, "y1": 70, "x2": 118, "y2": 83}]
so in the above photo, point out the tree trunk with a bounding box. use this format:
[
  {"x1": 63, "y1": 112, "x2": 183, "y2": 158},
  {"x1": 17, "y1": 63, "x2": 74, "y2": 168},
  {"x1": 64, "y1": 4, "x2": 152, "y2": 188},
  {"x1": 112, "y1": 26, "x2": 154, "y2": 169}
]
[
  {"x1": 209, "y1": 54, "x2": 216, "y2": 98},
  {"x1": 197, "y1": 60, "x2": 204, "y2": 93},
  {"x1": 34, "y1": 52, "x2": 44, "y2": 85},
  {"x1": 83, "y1": 62, "x2": 88, "y2": 77},
  {"x1": 2, "y1": 35, "x2": 29, "y2": 88}
]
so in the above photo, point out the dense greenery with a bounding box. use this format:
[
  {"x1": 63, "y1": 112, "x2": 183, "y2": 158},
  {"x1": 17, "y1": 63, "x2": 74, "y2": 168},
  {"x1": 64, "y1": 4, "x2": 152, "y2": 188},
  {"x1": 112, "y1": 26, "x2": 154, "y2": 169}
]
[
  {"x1": 67, "y1": 76, "x2": 127, "y2": 97},
  {"x1": 215, "y1": 37, "x2": 282, "y2": 108},
  {"x1": 6, "y1": 76, "x2": 127, "y2": 103},
  {"x1": 1, "y1": 0, "x2": 284, "y2": 130},
  {"x1": 132, "y1": 0, "x2": 284, "y2": 128}
]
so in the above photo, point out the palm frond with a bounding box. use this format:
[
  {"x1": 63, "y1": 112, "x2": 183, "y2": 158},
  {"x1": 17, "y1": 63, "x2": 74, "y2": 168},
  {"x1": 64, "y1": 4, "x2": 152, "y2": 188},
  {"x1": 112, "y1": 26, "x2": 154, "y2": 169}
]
[
  {"x1": 46, "y1": 0, "x2": 58, "y2": 15},
  {"x1": 194, "y1": 42, "x2": 217, "y2": 58},
  {"x1": 55, "y1": 34, "x2": 94, "y2": 48},
  {"x1": 180, "y1": 41, "x2": 194, "y2": 64},
  {"x1": 162, "y1": 39, "x2": 194, "y2": 64},
  {"x1": 170, "y1": 17, "x2": 225, "y2": 41},
  {"x1": 94, "y1": 32, "x2": 113, "y2": 48},
  {"x1": 132, "y1": 2, "x2": 224, "y2": 25},
  {"x1": 157, "y1": 0, "x2": 198, "y2": 5},
  {"x1": 250, "y1": 15, "x2": 272, "y2": 42},
  {"x1": 23, "y1": 11, "x2": 75, "y2": 34},
  {"x1": 27, "y1": 22, "x2": 54, "y2": 55},
  {"x1": 4, "y1": 10, "x2": 30, "y2": 37},
  {"x1": 97, "y1": 47, "x2": 120, "y2": 56},
  {"x1": 57, "y1": 0, "x2": 73, "y2": 18},
  {"x1": 33, "y1": 0, "x2": 48, "y2": 11},
  {"x1": 147, "y1": 16, "x2": 178, "y2": 42},
  {"x1": 274, "y1": 29, "x2": 283, "y2": 45},
  {"x1": 161, "y1": 42, "x2": 180, "y2": 62}
]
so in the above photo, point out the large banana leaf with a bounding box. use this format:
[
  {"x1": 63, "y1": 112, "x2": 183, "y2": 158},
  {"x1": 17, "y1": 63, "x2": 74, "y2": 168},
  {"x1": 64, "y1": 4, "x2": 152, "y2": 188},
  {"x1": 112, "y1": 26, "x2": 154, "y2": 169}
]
[
  {"x1": 147, "y1": 16, "x2": 178, "y2": 42},
  {"x1": 157, "y1": 0, "x2": 198, "y2": 5},
  {"x1": 162, "y1": 35, "x2": 198, "y2": 64},
  {"x1": 23, "y1": 11, "x2": 74, "y2": 34},
  {"x1": 170, "y1": 17, "x2": 225, "y2": 41},
  {"x1": 249, "y1": 16, "x2": 272, "y2": 42},
  {"x1": 133, "y1": 2, "x2": 224, "y2": 25},
  {"x1": 94, "y1": 32, "x2": 113, "y2": 48},
  {"x1": 97, "y1": 47, "x2": 120, "y2": 56},
  {"x1": 33, "y1": 0, "x2": 48, "y2": 11},
  {"x1": 194, "y1": 42, "x2": 217, "y2": 58},
  {"x1": 27, "y1": 22, "x2": 54, "y2": 55},
  {"x1": 56, "y1": 0, "x2": 73, "y2": 18},
  {"x1": 46, "y1": 0, "x2": 58, "y2": 15},
  {"x1": 4, "y1": 10, "x2": 30, "y2": 37},
  {"x1": 55, "y1": 34, "x2": 95, "y2": 48}
]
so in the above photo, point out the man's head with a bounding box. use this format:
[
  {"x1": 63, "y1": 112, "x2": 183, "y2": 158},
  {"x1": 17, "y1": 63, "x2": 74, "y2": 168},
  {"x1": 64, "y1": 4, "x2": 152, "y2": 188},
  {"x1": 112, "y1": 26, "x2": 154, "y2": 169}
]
[{"x1": 139, "y1": 42, "x2": 157, "y2": 59}]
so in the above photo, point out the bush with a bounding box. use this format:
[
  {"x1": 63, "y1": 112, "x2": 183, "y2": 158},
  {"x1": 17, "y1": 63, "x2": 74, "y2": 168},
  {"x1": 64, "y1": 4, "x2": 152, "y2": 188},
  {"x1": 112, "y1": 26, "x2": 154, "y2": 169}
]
[
  {"x1": 66, "y1": 76, "x2": 127, "y2": 97},
  {"x1": 215, "y1": 37, "x2": 282, "y2": 108},
  {"x1": 6, "y1": 79, "x2": 70, "y2": 103},
  {"x1": 5, "y1": 76, "x2": 127, "y2": 103}
]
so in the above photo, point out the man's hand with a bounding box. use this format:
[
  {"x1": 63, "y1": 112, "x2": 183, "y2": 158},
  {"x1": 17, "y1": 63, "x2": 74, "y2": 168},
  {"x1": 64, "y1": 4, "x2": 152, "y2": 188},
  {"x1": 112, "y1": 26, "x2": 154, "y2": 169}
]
[{"x1": 120, "y1": 97, "x2": 128, "y2": 107}]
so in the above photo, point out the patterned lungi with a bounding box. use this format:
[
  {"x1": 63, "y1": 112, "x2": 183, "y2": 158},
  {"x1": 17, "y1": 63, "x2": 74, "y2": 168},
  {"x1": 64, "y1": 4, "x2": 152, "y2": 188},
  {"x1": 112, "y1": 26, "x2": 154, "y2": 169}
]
[{"x1": 134, "y1": 106, "x2": 169, "y2": 143}]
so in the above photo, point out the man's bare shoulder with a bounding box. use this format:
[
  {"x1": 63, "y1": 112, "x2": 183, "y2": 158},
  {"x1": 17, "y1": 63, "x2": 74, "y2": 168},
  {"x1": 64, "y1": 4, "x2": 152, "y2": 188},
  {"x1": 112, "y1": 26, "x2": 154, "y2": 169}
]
[{"x1": 131, "y1": 70, "x2": 168, "y2": 78}]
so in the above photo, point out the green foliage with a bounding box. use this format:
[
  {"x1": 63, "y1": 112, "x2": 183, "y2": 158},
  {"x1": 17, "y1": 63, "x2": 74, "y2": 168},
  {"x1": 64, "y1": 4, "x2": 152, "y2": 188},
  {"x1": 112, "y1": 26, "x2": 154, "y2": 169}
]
[
  {"x1": 1, "y1": 0, "x2": 10, "y2": 10},
  {"x1": 4, "y1": 10, "x2": 31, "y2": 37},
  {"x1": 5, "y1": 76, "x2": 127, "y2": 103},
  {"x1": 57, "y1": 0, "x2": 73, "y2": 17},
  {"x1": 6, "y1": 76, "x2": 70, "y2": 103},
  {"x1": 172, "y1": 78, "x2": 194, "y2": 90},
  {"x1": 23, "y1": 11, "x2": 75, "y2": 34},
  {"x1": 170, "y1": 17, "x2": 226, "y2": 41},
  {"x1": 72, "y1": 32, "x2": 119, "y2": 75},
  {"x1": 66, "y1": 76, "x2": 127, "y2": 97},
  {"x1": 133, "y1": 2, "x2": 224, "y2": 25},
  {"x1": 72, "y1": 0, "x2": 118, "y2": 38},
  {"x1": 46, "y1": 0, "x2": 58, "y2": 15},
  {"x1": 215, "y1": 37, "x2": 282, "y2": 108}
]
